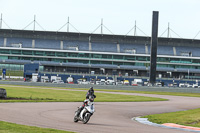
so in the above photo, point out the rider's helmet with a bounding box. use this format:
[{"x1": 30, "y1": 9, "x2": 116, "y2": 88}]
[
  {"x1": 90, "y1": 87, "x2": 93, "y2": 91},
  {"x1": 89, "y1": 95, "x2": 94, "y2": 102},
  {"x1": 89, "y1": 87, "x2": 94, "y2": 95}
]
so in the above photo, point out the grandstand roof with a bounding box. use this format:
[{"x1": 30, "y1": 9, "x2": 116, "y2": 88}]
[{"x1": 0, "y1": 29, "x2": 200, "y2": 47}]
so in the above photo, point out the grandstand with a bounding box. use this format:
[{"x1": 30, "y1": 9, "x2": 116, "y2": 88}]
[{"x1": 0, "y1": 29, "x2": 200, "y2": 80}]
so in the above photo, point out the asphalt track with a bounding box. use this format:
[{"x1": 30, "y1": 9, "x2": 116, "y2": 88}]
[{"x1": 1, "y1": 91, "x2": 200, "y2": 133}]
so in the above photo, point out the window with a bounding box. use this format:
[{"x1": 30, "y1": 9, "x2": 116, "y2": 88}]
[
  {"x1": 11, "y1": 50, "x2": 21, "y2": 54},
  {"x1": 56, "y1": 52, "x2": 66, "y2": 57},
  {"x1": 22, "y1": 50, "x2": 32, "y2": 55},
  {"x1": 0, "y1": 50, "x2": 9, "y2": 54},
  {"x1": 113, "y1": 55, "x2": 123, "y2": 60},
  {"x1": 45, "y1": 52, "x2": 55, "y2": 56},
  {"x1": 34, "y1": 51, "x2": 44, "y2": 55}
]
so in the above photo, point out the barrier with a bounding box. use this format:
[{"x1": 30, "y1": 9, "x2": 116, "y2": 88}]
[{"x1": 0, "y1": 88, "x2": 7, "y2": 98}]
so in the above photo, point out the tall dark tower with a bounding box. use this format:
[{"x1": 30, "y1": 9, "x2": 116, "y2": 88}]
[{"x1": 149, "y1": 11, "x2": 159, "y2": 85}]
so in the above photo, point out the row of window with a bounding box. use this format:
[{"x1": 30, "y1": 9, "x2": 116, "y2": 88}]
[
  {"x1": 1, "y1": 49, "x2": 200, "y2": 65},
  {"x1": 0, "y1": 64, "x2": 24, "y2": 71},
  {"x1": 0, "y1": 56, "x2": 199, "y2": 70}
]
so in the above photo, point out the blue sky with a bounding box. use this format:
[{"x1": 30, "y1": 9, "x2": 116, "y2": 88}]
[{"x1": 0, "y1": 0, "x2": 200, "y2": 39}]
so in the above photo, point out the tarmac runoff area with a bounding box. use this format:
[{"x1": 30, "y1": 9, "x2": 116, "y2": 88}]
[{"x1": 1, "y1": 90, "x2": 200, "y2": 133}]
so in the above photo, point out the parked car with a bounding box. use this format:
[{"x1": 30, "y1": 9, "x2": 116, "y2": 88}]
[
  {"x1": 123, "y1": 80, "x2": 129, "y2": 85},
  {"x1": 106, "y1": 79, "x2": 115, "y2": 85},
  {"x1": 193, "y1": 84, "x2": 198, "y2": 88},
  {"x1": 52, "y1": 80, "x2": 64, "y2": 84},
  {"x1": 81, "y1": 81, "x2": 90, "y2": 84},
  {"x1": 96, "y1": 81, "x2": 101, "y2": 85},
  {"x1": 179, "y1": 83, "x2": 189, "y2": 88},
  {"x1": 187, "y1": 84, "x2": 193, "y2": 88},
  {"x1": 132, "y1": 79, "x2": 143, "y2": 86},
  {"x1": 143, "y1": 82, "x2": 149, "y2": 86},
  {"x1": 100, "y1": 79, "x2": 106, "y2": 85},
  {"x1": 116, "y1": 81, "x2": 123, "y2": 85},
  {"x1": 155, "y1": 82, "x2": 162, "y2": 87},
  {"x1": 168, "y1": 83, "x2": 177, "y2": 87}
]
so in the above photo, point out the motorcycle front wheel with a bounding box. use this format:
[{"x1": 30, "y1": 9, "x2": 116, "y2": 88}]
[
  {"x1": 83, "y1": 113, "x2": 91, "y2": 124},
  {"x1": 74, "y1": 112, "x2": 78, "y2": 122}
]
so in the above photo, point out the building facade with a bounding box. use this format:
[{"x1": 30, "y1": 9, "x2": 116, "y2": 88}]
[{"x1": 0, "y1": 29, "x2": 200, "y2": 79}]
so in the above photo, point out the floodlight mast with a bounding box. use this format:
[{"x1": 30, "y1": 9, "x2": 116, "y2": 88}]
[
  {"x1": 67, "y1": 17, "x2": 69, "y2": 32},
  {"x1": 167, "y1": 22, "x2": 170, "y2": 38},
  {"x1": 0, "y1": 13, "x2": 2, "y2": 29},
  {"x1": 134, "y1": 20, "x2": 136, "y2": 36},
  {"x1": 34, "y1": 15, "x2": 36, "y2": 31},
  {"x1": 101, "y1": 18, "x2": 103, "y2": 35},
  {"x1": 149, "y1": 11, "x2": 159, "y2": 86}
]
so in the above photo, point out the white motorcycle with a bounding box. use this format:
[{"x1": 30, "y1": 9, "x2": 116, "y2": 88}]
[{"x1": 74, "y1": 98, "x2": 95, "y2": 124}]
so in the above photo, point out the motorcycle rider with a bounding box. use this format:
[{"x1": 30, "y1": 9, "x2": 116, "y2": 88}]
[
  {"x1": 76, "y1": 87, "x2": 96, "y2": 117},
  {"x1": 86, "y1": 87, "x2": 96, "y2": 99}
]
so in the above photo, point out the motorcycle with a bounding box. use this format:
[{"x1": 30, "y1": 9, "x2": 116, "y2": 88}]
[{"x1": 74, "y1": 100, "x2": 95, "y2": 124}]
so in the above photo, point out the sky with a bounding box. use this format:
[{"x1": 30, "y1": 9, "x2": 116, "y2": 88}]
[{"x1": 0, "y1": 0, "x2": 200, "y2": 39}]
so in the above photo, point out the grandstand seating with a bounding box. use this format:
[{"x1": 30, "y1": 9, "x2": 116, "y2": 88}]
[
  {"x1": 176, "y1": 46, "x2": 200, "y2": 57},
  {"x1": 176, "y1": 68, "x2": 200, "y2": 73},
  {"x1": 91, "y1": 64, "x2": 118, "y2": 69},
  {"x1": 4, "y1": 37, "x2": 200, "y2": 58},
  {"x1": 91, "y1": 42, "x2": 117, "y2": 52},
  {"x1": 120, "y1": 43, "x2": 145, "y2": 54},
  {"x1": 0, "y1": 59, "x2": 31, "y2": 64},
  {"x1": 157, "y1": 67, "x2": 174, "y2": 71},
  {"x1": 120, "y1": 65, "x2": 146, "y2": 70},
  {"x1": 0, "y1": 37, "x2": 4, "y2": 47},
  {"x1": 62, "y1": 62, "x2": 89, "y2": 67},
  {"x1": 37, "y1": 61, "x2": 90, "y2": 67},
  {"x1": 63, "y1": 40, "x2": 89, "y2": 51},
  {"x1": 189, "y1": 69, "x2": 200, "y2": 73},
  {"x1": 157, "y1": 45, "x2": 174, "y2": 55},
  {"x1": 6, "y1": 37, "x2": 32, "y2": 48},
  {"x1": 35, "y1": 39, "x2": 60, "y2": 49},
  {"x1": 38, "y1": 61, "x2": 60, "y2": 66}
]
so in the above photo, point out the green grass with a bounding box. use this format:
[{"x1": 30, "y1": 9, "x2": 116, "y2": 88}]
[
  {"x1": 0, "y1": 121, "x2": 74, "y2": 133},
  {"x1": 34, "y1": 86, "x2": 200, "y2": 98},
  {"x1": 3, "y1": 84, "x2": 200, "y2": 98},
  {"x1": 2, "y1": 85, "x2": 200, "y2": 131},
  {"x1": 143, "y1": 108, "x2": 200, "y2": 128},
  {"x1": 90, "y1": 89, "x2": 200, "y2": 98},
  {"x1": 0, "y1": 85, "x2": 166, "y2": 102}
]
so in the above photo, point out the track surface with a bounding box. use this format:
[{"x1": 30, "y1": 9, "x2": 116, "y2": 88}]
[{"x1": 1, "y1": 92, "x2": 200, "y2": 133}]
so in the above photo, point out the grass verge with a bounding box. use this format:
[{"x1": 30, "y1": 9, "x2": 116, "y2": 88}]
[
  {"x1": 143, "y1": 108, "x2": 200, "y2": 128},
  {"x1": 92, "y1": 89, "x2": 200, "y2": 97},
  {"x1": 3, "y1": 84, "x2": 200, "y2": 98},
  {"x1": 0, "y1": 121, "x2": 74, "y2": 133},
  {"x1": 0, "y1": 85, "x2": 166, "y2": 102}
]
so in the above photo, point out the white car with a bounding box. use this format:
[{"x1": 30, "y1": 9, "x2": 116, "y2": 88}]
[
  {"x1": 80, "y1": 81, "x2": 90, "y2": 85},
  {"x1": 187, "y1": 84, "x2": 193, "y2": 88},
  {"x1": 179, "y1": 83, "x2": 189, "y2": 88},
  {"x1": 116, "y1": 81, "x2": 123, "y2": 85},
  {"x1": 193, "y1": 84, "x2": 198, "y2": 88},
  {"x1": 52, "y1": 80, "x2": 64, "y2": 83},
  {"x1": 96, "y1": 81, "x2": 100, "y2": 85},
  {"x1": 106, "y1": 79, "x2": 115, "y2": 85}
]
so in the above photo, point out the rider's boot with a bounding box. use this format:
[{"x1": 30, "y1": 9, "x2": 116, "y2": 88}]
[{"x1": 76, "y1": 106, "x2": 84, "y2": 117}]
